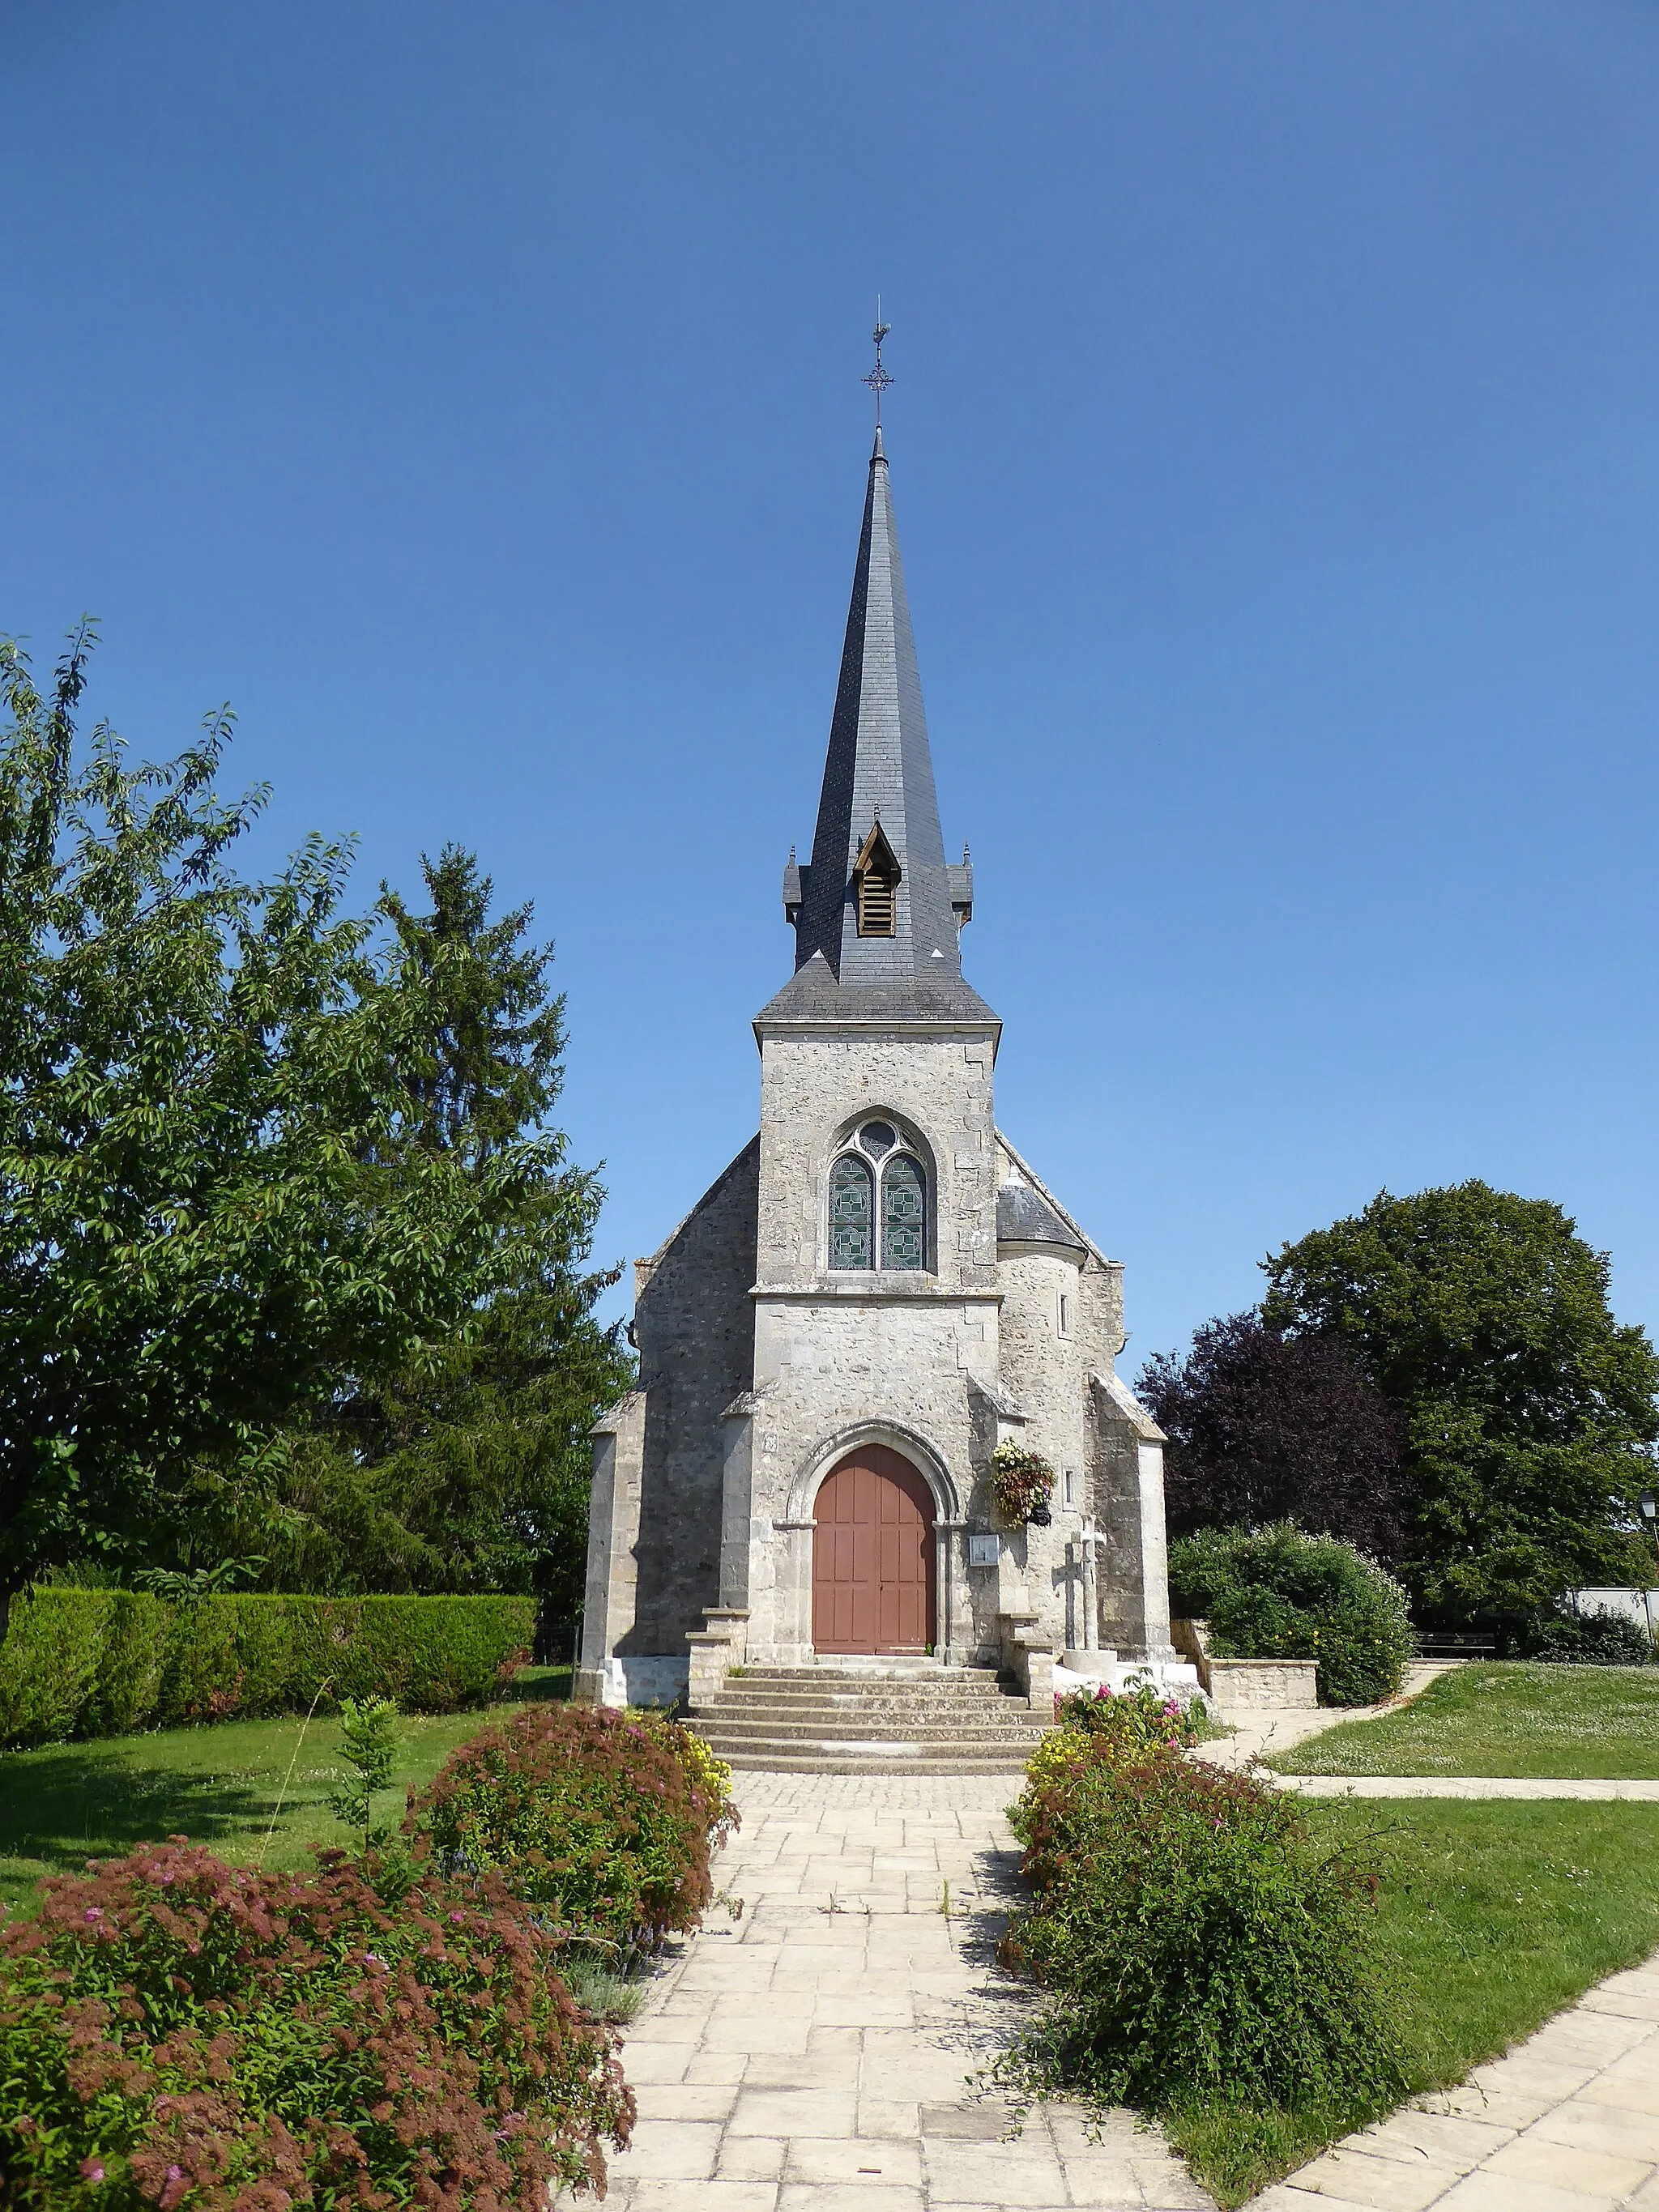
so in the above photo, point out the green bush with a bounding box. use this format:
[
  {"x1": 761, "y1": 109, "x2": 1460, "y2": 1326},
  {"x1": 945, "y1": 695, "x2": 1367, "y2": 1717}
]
[
  {"x1": 1001, "y1": 1737, "x2": 1405, "y2": 2116},
  {"x1": 0, "y1": 1589, "x2": 535, "y2": 1748},
  {"x1": 0, "y1": 1838, "x2": 633, "y2": 2210},
  {"x1": 1524, "y1": 1605, "x2": 1655, "y2": 1667},
  {"x1": 1170, "y1": 1523, "x2": 1414, "y2": 1706},
  {"x1": 414, "y1": 1704, "x2": 739, "y2": 1966}
]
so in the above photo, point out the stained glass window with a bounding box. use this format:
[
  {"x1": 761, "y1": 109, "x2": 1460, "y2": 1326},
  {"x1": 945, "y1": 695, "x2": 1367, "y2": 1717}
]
[
  {"x1": 881, "y1": 1154, "x2": 925, "y2": 1271},
  {"x1": 830, "y1": 1153, "x2": 874, "y2": 1270}
]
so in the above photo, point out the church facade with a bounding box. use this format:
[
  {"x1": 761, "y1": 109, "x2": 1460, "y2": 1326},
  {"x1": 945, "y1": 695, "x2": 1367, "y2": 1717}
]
[{"x1": 576, "y1": 428, "x2": 1175, "y2": 1708}]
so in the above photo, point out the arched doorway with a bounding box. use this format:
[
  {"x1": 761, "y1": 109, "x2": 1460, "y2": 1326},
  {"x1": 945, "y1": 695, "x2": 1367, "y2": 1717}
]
[{"x1": 812, "y1": 1445, "x2": 937, "y2": 1656}]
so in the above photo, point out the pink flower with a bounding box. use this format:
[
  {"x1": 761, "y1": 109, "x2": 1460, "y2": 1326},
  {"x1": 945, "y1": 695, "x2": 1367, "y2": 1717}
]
[
  {"x1": 83, "y1": 1907, "x2": 104, "y2": 1923},
  {"x1": 79, "y1": 2159, "x2": 106, "y2": 2184}
]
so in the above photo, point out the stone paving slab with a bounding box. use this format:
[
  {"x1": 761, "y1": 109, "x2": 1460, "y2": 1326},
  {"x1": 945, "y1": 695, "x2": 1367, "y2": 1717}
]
[
  {"x1": 1253, "y1": 1957, "x2": 1659, "y2": 2212},
  {"x1": 1273, "y1": 1779, "x2": 1659, "y2": 1802},
  {"x1": 570, "y1": 1771, "x2": 1213, "y2": 2212}
]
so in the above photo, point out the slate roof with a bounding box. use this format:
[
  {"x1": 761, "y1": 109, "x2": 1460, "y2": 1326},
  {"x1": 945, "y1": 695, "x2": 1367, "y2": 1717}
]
[
  {"x1": 757, "y1": 952, "x2": 999, "y2": 1029},
  {"x1": 757, "y1": 428, "x2": 996, "y2": 1029},
  {"x1": 996, "y1": 1180, "x2": 1088, "y2": 1254}
]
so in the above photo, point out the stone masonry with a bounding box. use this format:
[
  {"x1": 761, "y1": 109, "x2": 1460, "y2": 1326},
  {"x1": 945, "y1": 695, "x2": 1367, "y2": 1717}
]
[{"x1": 577, "y1": 428, "x2": 1174, "y2": 1709}]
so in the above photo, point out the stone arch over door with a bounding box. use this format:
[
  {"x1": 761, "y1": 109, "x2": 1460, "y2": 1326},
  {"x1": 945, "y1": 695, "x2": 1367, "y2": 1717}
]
[{"x1": 812, "y1": 1444, "x2": 937, "y2": 1656}]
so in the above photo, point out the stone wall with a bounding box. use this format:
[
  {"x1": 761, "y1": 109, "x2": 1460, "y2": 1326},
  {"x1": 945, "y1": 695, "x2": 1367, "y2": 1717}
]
[
  {"x1": 621, "y1": 1136, "x2": 759, "y2": 1654},
  {"x1": 754, "y1": 1030, "x2": 1000, "y2": 1289},
  {"x1": 744, "y1": 1022, "x2": 1003, "y2": 1663}
]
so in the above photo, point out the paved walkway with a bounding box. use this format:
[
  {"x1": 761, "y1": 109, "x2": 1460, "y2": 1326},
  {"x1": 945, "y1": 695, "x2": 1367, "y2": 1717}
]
[
  {"x1": 1275, "y1": 1775, "x2": 1659, "y2": 1801},
  {"x1": 586, "y1": 1719, "x2": 1659, "y2": 2212},
  {"x1": 1260, "y1": 1950, "x2": 1659, "y2": 2212},
  {"x1": 588, "y1": 1772, "x2": 1213, "y2": 2212}
]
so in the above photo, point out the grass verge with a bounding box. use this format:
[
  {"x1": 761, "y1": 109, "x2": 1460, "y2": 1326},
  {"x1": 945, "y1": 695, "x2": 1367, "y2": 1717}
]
[
  {"x1": 0, "y1": 1663, "x2": 571, "y2": 1915},
  {"x1": 1267, "y1": 1661, "x2": 1659, "y2": 1779},
  {"x1": 1162, "y1": 1797, "x2": 1659, "y2": 2206}
]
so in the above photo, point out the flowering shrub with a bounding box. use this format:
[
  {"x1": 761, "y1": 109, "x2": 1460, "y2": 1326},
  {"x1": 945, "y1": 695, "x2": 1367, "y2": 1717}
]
[
  {"x1": 1000, "y1": 1742, "x2": 1404, "y2": 2116},
  {"x1": 1054, "y1": 1671, "x2": 1201, "y2": 1754},
  {"x1": 0, "y1": 1839, "x2": 633, "y2": 2210},
  {"x1": 413, "y1": 1705, "x2": 739, "y2": 1965},
  {"x1": 1169, "y1": 1524, "x2": 1414, "y2": 1706},
  {"x1": 991, "y1": 1440, "x2": 1054, "y2": 1528},
  {"x1": 1030, "y1": 1673, "x2": 1201, "y2": 1796}
]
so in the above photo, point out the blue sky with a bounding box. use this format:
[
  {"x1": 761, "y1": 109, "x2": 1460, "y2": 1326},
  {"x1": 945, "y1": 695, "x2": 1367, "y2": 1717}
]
[{"x1": 6, "y1": 3, "x2": 1659, "y2": 1371}]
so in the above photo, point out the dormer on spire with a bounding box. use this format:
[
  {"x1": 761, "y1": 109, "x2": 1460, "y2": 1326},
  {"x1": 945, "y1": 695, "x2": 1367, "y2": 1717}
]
[{"x1": 852, "y1": 819, "x2": 902, "y2": 936}]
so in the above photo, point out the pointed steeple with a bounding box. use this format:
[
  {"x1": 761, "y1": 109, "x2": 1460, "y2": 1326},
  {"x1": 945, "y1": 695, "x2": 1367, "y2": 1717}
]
[{"x1": 758, "y1": 433, "x2": 995, "y2": 1030}]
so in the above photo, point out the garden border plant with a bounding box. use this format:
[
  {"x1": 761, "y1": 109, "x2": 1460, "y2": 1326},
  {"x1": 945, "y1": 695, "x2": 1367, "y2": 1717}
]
[
  {"x1": 0, "y1": 1838, "x2": 634, "y2": 2210},
  {"x1": 412, "y1": 1702, "x2": 739, "y2": 1970},
  {"x1": 998, "y1": 1712, "x2": 1405, "y2": 2201}
]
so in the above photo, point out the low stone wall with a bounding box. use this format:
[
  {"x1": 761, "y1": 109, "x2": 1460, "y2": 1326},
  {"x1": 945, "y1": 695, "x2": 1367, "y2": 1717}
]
[{"x1": 1207, "y1": 1656, "x2": 1319, "y2": 1710}]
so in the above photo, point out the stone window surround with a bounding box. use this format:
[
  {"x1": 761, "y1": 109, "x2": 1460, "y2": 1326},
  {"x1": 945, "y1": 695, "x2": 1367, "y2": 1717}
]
[{"x1": 824, "y1": 1112, "x2": 936, "y2": 1276}]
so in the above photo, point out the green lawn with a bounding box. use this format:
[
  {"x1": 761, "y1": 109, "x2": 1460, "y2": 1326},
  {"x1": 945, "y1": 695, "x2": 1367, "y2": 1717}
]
[
  {"x1": 1268, "y1": 1661, "x2": 1659, "y2": 1779},
  {"x1": 1169, "y1": 1797, "x2": 1659, "y2": 2205},
  {"x1": 0, "y1": 1664, "x2": 570, "y2": 1915}
]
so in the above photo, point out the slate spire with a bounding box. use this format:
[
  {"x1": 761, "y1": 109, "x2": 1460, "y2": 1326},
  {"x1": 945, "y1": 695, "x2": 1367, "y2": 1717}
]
[{"x1": 787, "y1": 430, "x2": 978, "y2": 994}]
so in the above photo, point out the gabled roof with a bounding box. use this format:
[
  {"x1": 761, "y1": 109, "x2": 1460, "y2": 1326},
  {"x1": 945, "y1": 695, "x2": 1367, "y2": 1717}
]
[
  {"x1": 852, "y1": 818, "x2": 902, "y2": 882},
  {"x1": 761, "y1": 428, "x2": 995, "y2": 1029}
]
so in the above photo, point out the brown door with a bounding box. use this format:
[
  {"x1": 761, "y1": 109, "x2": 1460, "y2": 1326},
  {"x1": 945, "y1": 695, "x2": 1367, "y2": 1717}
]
[{"x1": 812, "y1": 1446, "x2": 936, "y2": 1656}]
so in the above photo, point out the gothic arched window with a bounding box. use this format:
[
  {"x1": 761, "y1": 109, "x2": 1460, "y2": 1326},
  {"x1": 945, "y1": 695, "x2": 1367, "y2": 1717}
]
[
  {"x1": 881, "y1": 1154, "x2": 925, "y2": 1271},
  {"x1": 827, "y1": 1122, "x2": 928, "y2": 1273},
  {"x1": 829, "y1": 1153, "x2": 874, "y2": 1270}
]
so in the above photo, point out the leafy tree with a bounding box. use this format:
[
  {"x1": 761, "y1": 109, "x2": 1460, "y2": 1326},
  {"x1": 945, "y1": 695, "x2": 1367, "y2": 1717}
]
[
  {"x1": 1138, "y1": 1312, "x2": 1405, "y2": 1561},
  {"x1": 1261, "y1": 1181, "x2": 1659, "y2": 1617},
  {"x1": 0, "y1": 628, "x2": 603, "y2": 1644},
  {"x1": 211, "y1": 848, "x2": 632, "y2": 1637}
]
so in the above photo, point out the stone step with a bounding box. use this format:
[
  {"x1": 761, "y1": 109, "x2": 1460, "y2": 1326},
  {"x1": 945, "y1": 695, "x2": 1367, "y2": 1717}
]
[
  {"x1": 689, "y1": 1661, "x2": 1050, "y2": 1775},
  {"x1": 705, "y1": 1692, "x2": 1032, "y2": 1718},
  {"x1": 710, "y1": 1742, "x2": 1038, "y2": 1774},
  {"x1": 697, "y1": 1720, "x2": 1046, "y2": 1747},
  {"x1": 731, "y1": 1666, "x2": 1008, "y2": 1685}
]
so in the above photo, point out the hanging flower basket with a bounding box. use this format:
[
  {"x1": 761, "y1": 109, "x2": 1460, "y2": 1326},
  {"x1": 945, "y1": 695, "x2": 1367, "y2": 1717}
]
[{"x1": 992, "y1": 1439, "x2": 1055, "y2": 1529}]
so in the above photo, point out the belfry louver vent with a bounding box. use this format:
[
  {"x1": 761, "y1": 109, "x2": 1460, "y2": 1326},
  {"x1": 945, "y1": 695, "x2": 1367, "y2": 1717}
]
[{"x1": 852, "y1": 820, "x2": 900, "y2": 939}]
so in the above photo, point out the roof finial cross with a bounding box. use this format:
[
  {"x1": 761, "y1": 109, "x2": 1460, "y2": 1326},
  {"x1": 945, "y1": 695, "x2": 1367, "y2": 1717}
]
[{"x1": 863, "y1": 299, "x2": 893, "y2": 428}]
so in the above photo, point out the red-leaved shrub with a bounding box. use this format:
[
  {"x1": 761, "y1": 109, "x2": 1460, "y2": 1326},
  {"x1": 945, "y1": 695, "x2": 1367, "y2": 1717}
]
[
  {"x1": 413, "y1": 1705, "x2": 738, "y2": 1965},
  {"x1": 0, "y1": 1839, "x2": 633, "y2": 2210}
]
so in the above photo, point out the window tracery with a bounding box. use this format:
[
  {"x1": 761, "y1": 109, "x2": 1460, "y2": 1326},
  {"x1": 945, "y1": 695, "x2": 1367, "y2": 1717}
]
[{"x1": 827, "y1": 1121, "x2": 928, "y2": 1272}]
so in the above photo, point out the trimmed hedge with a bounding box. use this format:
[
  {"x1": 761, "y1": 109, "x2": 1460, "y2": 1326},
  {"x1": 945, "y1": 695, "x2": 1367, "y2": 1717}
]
[
  {"x1": 0, "y1": 1588, "x2": 535, "y2": 1749},
  {"x1": 1170, "y1": 1522, "x2": 1414, "y2": 1707}
]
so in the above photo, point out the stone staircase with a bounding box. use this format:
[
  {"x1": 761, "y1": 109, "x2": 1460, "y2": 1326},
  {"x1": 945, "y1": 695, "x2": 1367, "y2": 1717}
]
[{"x1": 689, "y1": 1660, "x2": 1053, "y2": 1775}]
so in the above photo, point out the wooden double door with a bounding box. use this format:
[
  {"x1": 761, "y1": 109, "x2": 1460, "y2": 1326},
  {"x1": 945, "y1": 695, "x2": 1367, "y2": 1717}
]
[{"x1": 811, "y1": 1445, "x2": 937, "y2": 1656}]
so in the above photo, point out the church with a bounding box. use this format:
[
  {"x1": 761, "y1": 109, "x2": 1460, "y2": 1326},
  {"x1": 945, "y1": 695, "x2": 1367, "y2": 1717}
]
[{"x1": 575, "y1": 420, "x2": 1175, "y2": 1714}]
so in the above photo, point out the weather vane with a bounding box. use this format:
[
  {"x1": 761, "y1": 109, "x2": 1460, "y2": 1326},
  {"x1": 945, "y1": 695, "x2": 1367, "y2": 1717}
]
[{"x1": 863, "y1": 299, "x2": 893, "y2": 427}]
